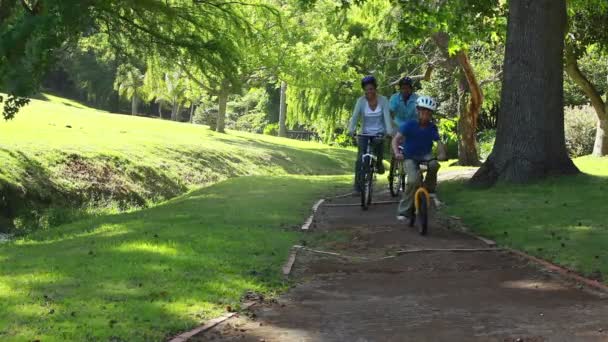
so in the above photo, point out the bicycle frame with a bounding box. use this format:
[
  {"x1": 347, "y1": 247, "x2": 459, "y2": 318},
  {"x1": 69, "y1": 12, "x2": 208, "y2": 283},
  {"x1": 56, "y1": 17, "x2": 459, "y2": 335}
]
[{"x1": 357, "y1": 134, "x2": 383, "y2": 166}]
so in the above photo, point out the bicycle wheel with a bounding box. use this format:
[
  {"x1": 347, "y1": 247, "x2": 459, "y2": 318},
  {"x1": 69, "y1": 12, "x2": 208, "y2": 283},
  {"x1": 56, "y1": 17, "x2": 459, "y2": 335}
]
[
  {"x1": 388, "y1": 158, "x2": 400, "y2": 197},
  {"x1": 360, "y1": 157, "x2": 371, "y2": 210},
  {"x1": 417, "y1": 191, "x2": 428, "y2": 236},
  {"x1": 366, "y1": 165, "x2": 374, "y2": 206}
]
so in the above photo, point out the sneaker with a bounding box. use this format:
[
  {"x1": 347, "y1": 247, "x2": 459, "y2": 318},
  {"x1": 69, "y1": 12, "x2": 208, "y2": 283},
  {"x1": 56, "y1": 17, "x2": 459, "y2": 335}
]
[{"x1": 396, "y1": 215, "x2": 408, "y2": 221}]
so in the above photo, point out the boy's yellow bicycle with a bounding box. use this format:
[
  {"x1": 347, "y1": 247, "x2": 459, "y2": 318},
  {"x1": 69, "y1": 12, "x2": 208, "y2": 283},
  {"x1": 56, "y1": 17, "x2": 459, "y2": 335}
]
[{"x1": 408, "y1": 161, "x2": 434, "y2": 236}]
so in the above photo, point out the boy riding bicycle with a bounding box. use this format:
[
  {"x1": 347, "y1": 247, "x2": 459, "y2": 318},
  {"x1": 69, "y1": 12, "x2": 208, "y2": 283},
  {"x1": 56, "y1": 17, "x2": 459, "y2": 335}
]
[{"x1": 391, "y1": 96, "x2": 442, "y2": 221}]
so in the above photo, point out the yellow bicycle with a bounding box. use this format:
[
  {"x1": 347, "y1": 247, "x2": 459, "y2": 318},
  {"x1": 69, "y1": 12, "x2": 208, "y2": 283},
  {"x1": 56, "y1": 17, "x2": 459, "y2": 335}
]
[{"x1": 408, "y1": 161, "x2": 433, "y2": 236}]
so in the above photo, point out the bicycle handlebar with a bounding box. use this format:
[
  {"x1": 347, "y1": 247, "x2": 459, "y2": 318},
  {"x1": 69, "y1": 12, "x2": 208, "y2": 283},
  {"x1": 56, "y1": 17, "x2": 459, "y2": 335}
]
[{"x1": 356, "y1": 134, "x2": 385, "y2": 138}]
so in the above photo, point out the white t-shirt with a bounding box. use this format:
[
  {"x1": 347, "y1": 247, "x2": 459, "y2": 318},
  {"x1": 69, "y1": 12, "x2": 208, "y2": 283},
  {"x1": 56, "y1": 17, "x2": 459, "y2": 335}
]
[{"x1": 362, "y1": 102, "x2": 384, "y2": 135}]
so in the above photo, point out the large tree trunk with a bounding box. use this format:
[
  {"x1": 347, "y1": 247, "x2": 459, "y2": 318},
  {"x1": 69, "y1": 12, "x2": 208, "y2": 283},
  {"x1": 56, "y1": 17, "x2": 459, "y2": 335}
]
[
  {"x1": 565, "y1": 47, "x2": 608, "y2": 156},
  {"x1": 278, "y1": 81, "x2": 288, "y2": 137},
  {"x1": 189, "y1": 104, "x2": 195, "y2": 123},
  {"x1": 131, "y1": 94, "x2": 139, "y2": 116},
  {"x1": 456, "y1": 51, "x2": 482, "y2": 166},
  {"x1": 470, "y1": 0, "x2": 578, "y2": 187},
  {"x1": 216, "y1": 80, "x2": 229, "y2": 133}
]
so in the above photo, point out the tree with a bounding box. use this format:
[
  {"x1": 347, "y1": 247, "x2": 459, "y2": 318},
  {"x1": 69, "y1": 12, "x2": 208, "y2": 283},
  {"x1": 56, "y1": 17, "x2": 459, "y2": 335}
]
[
  {"x1": 470, "y1": 0, "x2": 578, "y2": 186},
  {"x1": 0, "y1": 0, "x2": 252, "y2": 119},
  {"x1": 114, "y1": 64, "x2": 145, "y2": 115},
  {"x1": 278, "y1": 81, "x2": 288, "y2": 137},
  {"x1": 395, "y1": 0, "x2": 507, "y2": 166},
  {"x1": 565, "y1": 1, "x2": 608, "y2": 156}
]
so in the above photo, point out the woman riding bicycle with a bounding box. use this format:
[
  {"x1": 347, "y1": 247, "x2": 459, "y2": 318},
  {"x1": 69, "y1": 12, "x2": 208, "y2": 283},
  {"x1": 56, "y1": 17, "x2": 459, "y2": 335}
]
[
  {"x1": 391, "y1": 95, "x2": 442, "y2": 221},
  {"x1": 348, "y1": 75, "x2": 393, "y2": 193}
]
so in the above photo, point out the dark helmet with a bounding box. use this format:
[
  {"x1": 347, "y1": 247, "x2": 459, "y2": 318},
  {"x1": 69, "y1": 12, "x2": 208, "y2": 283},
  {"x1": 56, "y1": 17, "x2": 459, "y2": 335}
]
[
  {"x1": 398, "y1": 76, "x2": 413, "y2": 87},
  {"x1": 361, "y1": 75, "x2": 377, "y2": 89}
]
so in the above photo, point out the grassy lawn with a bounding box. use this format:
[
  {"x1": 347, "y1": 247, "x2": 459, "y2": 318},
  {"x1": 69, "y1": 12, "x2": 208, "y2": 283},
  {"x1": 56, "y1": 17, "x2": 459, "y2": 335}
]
[
  {"x1": 0, "y1": 175, "x2": 352, "y2": 341},
  {"x1": 0, "y1": 95, "x2": 354, "y2": 232},
  {"x1": 441, "y1": 156, "x2": 608, "y2": 283}
]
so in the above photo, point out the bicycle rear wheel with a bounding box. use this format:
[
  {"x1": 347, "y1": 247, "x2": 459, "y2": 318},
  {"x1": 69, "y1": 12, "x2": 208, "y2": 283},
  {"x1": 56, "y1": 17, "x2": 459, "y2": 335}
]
[
  {"x1": 389, "y1": 158, "x2": 398, "y2": 197},
  {"x1": 417, "y1": 192, "x2": 428, "y2": 236}
]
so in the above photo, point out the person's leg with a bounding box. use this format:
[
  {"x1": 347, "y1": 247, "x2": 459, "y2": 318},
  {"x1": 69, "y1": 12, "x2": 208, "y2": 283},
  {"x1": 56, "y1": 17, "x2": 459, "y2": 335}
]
[
  {"x1": 423, "y1": 159, "x2": 440, "y2": 193},
  {"x1": 398, "y1": 159, "x2": 419, "y2": 217},
  {"x1": 354, "y1": 137, "x2": 369, "y2": 192}
]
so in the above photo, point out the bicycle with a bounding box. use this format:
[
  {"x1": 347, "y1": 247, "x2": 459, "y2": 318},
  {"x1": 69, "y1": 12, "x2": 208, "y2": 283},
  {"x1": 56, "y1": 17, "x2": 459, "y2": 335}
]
[
  {"x1": 407, "y1": 159, "x2": 436, "y2": 236},
  {"x1": 356, "y1": 134, "x2": 384, "y2": 210},
  {"x1": 388, "y1": 146, "x2": 406, "y2": 197}
]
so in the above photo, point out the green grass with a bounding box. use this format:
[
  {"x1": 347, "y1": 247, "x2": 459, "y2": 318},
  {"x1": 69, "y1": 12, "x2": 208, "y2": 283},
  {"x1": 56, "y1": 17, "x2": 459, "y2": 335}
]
[
  {"x1": 441, "y1": 156, "x2": 608, "y2": 283},
  {"x1": 0, "y1": 175, "x2": 352, "y2": 341},
  {"x1": 0, "y1": 95, "x2": 354, "y2": 232}
]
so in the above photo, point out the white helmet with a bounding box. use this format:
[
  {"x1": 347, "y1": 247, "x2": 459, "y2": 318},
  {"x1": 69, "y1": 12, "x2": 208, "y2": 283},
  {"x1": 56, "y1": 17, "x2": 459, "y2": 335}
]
[{"x1": 416, "y1": 96, "x2": 437, "y2": 111}]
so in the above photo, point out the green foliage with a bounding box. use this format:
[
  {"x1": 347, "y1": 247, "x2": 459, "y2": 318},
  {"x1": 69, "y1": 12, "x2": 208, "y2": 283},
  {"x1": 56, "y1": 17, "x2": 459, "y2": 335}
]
[
  {"x1": 0, "y1": 0, "x2": 260, "y2": 118},
  {"x1": 114, "y1": 64, "x2": 144, "y2": 100},
  {"x1": 263, "y1": 122, "x2": 279, "y2": 136},
  {"x1": 441, "y1": 156, "x2": 608, "y2": 284},
  {"x1": 564, "y1": 106, "x2": 597, "y2": 157},
  {"x1": 235, "y1": 112, "x2": 268, "y2": 133},
  {"x1": 478, "y1": 129, "x2": 496, "y2": 160}
]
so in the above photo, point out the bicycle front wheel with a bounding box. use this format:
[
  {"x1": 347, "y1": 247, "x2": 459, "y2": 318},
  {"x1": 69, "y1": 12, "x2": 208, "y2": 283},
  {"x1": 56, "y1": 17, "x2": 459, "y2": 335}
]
[
  {"x1": 417, "y1": 191, "x2": 428, "y2": 236},
  {"x1": 360, "y1": 157, "x2": 372, "y2": 210}
]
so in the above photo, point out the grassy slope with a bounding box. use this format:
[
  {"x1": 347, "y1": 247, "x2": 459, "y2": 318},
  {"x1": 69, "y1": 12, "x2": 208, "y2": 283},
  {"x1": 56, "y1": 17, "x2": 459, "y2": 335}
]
[
  {"x1": 441, "y1": 156, "x2": 608, "y2": 283},
  {"x1": 0, "y1": 95, "x2": 353, "y2": 232},
  {"x1": 0, "y1": 95, "x2": 357, "y2": 341},
  {"x1": 0, "y1": 175, "x2": 352, "y2": 341}
]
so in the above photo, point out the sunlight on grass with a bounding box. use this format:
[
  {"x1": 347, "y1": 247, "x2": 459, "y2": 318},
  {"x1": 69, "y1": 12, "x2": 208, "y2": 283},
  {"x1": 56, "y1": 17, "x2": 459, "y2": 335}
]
[
  {"x1": 0, "y1": 175, "x2": 352, "y2": 341},
  {"x1": 0, "y1": 95, "x2": 354, "y2": 233},
  {"x1": 441, "y1": 157, "x2": 608, "y2": 284}
]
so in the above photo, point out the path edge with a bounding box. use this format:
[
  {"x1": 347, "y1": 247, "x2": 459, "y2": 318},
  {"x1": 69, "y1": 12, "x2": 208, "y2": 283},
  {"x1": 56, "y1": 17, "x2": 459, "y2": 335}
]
[{"x1": 167, "y1": 302, "x2": 257, "y2": 342}]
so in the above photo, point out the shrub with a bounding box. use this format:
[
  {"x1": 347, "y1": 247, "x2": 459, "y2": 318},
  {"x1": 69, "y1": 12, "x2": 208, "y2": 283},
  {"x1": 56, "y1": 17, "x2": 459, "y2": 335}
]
[
  {"x1": 565, "y1": 106, "x2": 597, "y2": 157},
  {"x1": 478, "y1": 129, "x2": 496, "y2": 161},
  {"x1": 235, "y1": 112, "x2": 268, "y2": 134},
  {"x1": 263, "y1": 123, "x2": 279, "y2": 136}
]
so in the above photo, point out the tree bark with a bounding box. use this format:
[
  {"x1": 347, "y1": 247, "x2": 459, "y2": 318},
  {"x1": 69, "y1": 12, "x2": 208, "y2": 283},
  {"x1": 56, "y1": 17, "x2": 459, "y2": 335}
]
[
  {"x1": 564, "y1": 46, "x2": 608, "y2": 156},
  {"x1": 189, "y1": 103, "x2": 195, "y2": 123},
  {"x1": 278, "y1": 80, "x2": 287, "y2": 137},
  {"x1": 216, "y1": 80, "x2": 229, "y2": 133},
  {"x1": 470, "y1": 0, "x2": 578, "y2": 187},
  {"x1": 456, "y1": 51, "x2": 482, "y2": 166},
  {"x1": 131, "y1": 94, "x2": 139, "y2": 115}
]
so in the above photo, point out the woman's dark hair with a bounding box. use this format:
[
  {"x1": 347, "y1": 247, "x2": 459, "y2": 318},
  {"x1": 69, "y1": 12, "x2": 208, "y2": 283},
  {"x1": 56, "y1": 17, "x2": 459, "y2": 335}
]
[{"x1": 361, "y1": 75, "x2": 377, "y2": 89}]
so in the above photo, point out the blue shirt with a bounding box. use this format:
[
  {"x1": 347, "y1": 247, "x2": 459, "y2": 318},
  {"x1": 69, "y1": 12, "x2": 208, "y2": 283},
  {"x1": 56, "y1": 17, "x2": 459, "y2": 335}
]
[
  {"x1": 389, "y1": 93, "x2": 418, "y2": 127},
  {"x1": 399, "y1": 120, "x2": 440, "y2": 159}
]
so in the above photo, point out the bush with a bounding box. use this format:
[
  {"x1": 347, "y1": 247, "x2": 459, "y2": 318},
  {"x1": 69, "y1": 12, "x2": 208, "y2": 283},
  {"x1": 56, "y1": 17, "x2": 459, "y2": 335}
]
[
  {"x1": 478, "y1": 129, "x2": 496, "y2": 161},
  {"x1": 332, "y1": 132, "x2": 354, "y2": 147},
  {"x1": 263, "y1": 123, "x2": 279, "y2": 136},
  {"x1": 565, "y1": 106, "x2": 597, "y2": 157},
  {"x1": 193, "y1": 107, "x2": 218, "y2": 129},
  {"x1": 235, "y1": 112, "x2": 268, "y2": 134}
]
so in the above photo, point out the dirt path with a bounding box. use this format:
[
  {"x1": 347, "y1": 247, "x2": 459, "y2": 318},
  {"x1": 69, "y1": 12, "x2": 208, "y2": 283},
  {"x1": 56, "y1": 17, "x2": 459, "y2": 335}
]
[{"x1": 193, "y1": 172, "x2": 608, "y2": 342}]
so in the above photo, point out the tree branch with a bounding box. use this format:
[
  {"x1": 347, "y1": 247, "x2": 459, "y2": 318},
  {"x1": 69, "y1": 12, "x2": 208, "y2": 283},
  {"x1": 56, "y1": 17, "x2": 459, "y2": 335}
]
[
  {"x1": 565, "y1": 45, "x2": 607, "y2": 121},
  {"x1": 480, "y1": 70, "x2": 503, "y2": 87}
]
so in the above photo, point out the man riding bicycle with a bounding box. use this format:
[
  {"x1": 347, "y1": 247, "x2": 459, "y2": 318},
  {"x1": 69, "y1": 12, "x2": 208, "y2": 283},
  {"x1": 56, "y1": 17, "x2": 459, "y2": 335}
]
[
  {"x1": 391, "y1": 95, "x2": 442, "y2": 221},
  {"x1": 389, "y1": 77, "x2": 418, "y2": 129}
]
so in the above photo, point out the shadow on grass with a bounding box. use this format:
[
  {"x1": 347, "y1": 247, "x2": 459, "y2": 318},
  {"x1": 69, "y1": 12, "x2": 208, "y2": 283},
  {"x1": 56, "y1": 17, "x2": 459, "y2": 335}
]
[
  {"x1": 0, "y1": 175, "x2": 351, "y2": 341},
  {"x1": 440, "y1": 171, "x2": 608, "y2": 282}
]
